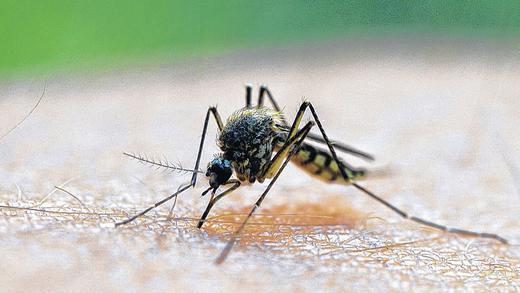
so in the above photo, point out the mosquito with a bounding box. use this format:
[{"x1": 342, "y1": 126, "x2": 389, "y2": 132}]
[{"x1": 116, "y1": 85, "x2": 508, "y2": 264}]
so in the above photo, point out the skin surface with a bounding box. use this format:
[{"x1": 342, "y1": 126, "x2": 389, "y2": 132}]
[{"x1": 0, "y1": 37, "x2": 519, "y2": 292}]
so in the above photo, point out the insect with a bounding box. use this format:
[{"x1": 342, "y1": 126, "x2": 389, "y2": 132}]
[{"x1": 117, "y1": 85, "x2": 508, "y2": 264}]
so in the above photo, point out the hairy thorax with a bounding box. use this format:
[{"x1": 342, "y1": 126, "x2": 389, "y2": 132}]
[{"x1": 218, "y1": 107, "x2": 285, "y2": 183}]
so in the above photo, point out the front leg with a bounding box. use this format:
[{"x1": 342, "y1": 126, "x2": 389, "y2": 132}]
[
  {"x1": 216, "y1": 121, "x2": 315, "y2": 264},
  {"x1": 197, "y1": 179, "x2": 241, "y2": 228},
  {"x1": 191, "y1": 106, "x2": 224, "y2": 187}
]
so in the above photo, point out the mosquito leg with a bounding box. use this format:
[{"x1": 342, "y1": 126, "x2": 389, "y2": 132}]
[
  {"x1": 352, "y1": 182, "x2": 508, "y2": 244},
  {"x1": 191, "y1": 106, "x2": 224, "y2": 187},
  {"x1": 215, "y1": 121, "x2": 314, "y2": 264},
  {"x1": 118, "y1": 106, "x2": 224, "y2": 226},
  {"x1": 278, "y1": 123, "x2": 375, "y2": 162},
  {"x1": 258, "y1": 86, "x2": 373, "y2": 161},
  {"x1": 197, "y1": 179, "x2": 241, "y2": 228},
  {"x1": 258, "y1": 85, "x2": 280, "y2": 111},
  {"x1": 301, "y1": 101, "x2": 508, "y2": 244},
  {"x1": 115, "y1": 183, "x2": 191, "y2": 227},
  {"x1": 264, "y1": 101, "x2": 326, "y2": 184},
  {"x1": 258, "y1": 85, "x2": 288, "y2": 125},
  {"x1": 304, "y1": 132, "x2": 375, "y2": 161},
  {"x1": 245, "y1": 84, "x2": 253, "y2": 108},
  {"x1": 263, "y1": 101, "x2": 309, "y2": 178}
]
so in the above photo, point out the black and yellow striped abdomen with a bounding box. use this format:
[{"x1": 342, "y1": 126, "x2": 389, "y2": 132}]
[{"x1": 276, "y1": 142, "x2": 366, "y2": 184}]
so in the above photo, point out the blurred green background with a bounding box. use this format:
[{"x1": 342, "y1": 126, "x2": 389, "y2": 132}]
[{"x1": 1, "y1": 0, "x2": 519, "y2": 79}]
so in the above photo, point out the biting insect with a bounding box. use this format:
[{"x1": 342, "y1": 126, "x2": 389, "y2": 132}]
[{"x1": 117, "y1": 85, "x2": 508, "y2": 264}]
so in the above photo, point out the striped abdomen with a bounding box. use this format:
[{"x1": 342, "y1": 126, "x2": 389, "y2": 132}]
[{"x1": 277, "y1": 141, "x2": 366, "y2": 184}]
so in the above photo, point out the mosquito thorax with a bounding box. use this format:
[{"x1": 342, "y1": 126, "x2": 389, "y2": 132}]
[
  {"x1": 217, "y1": 107, "x2": 285, "y2": 183},
  {"x1": 206, "y1": 156, "x2": 233, "y2": 189}
]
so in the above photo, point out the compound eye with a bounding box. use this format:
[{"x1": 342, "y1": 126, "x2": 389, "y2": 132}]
[
  {"x1": 206, "y1": 158, "x2": 232, "y2": 187},
  {"x1": 209, "y1": 172, "x2": 220, "y2": 189},
  {"x1": 207, "y1": 159, "x2": 221, "y2": 174},
  {"x1": 216, "y1": 165, "x2": 232, "y2": 183}
]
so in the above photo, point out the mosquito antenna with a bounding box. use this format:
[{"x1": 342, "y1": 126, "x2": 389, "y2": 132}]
[
  {"x1": 123, "y1": 152, "x2": 204, "y2": 174},
  {"x1": 0, "y1": 82, "x2": 46, "y2": 142},
  {"x1": 351, "y1": 182, "x2": 508, "y2": 244}
]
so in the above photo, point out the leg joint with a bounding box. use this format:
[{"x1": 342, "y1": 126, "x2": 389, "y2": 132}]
[{"x1": 299, "y1": 101, "x2": 310, "y2": 110}]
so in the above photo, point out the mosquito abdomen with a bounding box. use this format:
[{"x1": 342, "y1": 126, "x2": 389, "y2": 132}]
[{"x1": 279, "y1": 142, "x2": 365, "y2": 183}]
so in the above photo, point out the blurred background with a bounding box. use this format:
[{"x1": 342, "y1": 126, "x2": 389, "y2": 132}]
[{"x1": 1, "y1": 1, "x2": 519, "y2": 79}]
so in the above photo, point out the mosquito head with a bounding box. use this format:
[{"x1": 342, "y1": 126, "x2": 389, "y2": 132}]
[{"x1": 206, "y1": 156, "x2": 232, "y2": 190}]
